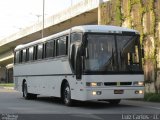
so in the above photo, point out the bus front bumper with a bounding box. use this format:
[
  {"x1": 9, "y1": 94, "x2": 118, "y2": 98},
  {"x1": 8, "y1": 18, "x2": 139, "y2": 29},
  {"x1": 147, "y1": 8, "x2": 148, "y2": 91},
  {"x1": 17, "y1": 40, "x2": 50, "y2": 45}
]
[{"x1": 84, "y1": 87, "x2": 144, "y2": 101}]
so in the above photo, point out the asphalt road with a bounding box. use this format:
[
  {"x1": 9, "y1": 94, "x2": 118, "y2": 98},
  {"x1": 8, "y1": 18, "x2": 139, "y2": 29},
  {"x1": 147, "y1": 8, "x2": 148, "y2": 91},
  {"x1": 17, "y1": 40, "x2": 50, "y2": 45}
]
[{"x1": 0, "y1": 87, "x2": 160, "y2": 120}]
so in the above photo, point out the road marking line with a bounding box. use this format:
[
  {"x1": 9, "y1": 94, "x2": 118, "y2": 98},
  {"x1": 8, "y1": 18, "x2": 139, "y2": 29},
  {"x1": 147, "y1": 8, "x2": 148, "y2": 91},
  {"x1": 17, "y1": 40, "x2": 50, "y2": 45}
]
[
  {"x1": 0, "y1": 89, "x2": 18, "y2": 92},
  {"x1": 4, "y1": 87, "x2": 14, "y2": 90},
  {"x1": 71, "y1": 114, "x2": 103, "y2": 120}
]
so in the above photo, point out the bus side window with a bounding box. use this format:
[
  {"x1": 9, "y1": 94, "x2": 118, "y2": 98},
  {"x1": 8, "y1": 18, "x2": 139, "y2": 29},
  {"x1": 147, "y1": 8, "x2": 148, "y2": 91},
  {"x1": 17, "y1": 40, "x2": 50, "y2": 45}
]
[
  {"x1": 15, "y1": 51, "x2": 20, "y2": 64},
  {"x1": 22, "y1": 49, "x2": 26, "y2": 62},
  {"x1": 66, "y1": 36, "x2": 68, "y2": 55},
  {"x1": 37, "y1": 44, "x2": 43, "y2": 60},
  {"x1": 19, "y1": 50, "x2": 23, "y2": 63},
  {"x1": 29, "y1": 47, "x2": 34, "y2": 61},
  {"x1": 45, "y1": 40, "x2": 54, "y2": 58},
  {"x1": 33, "y1": 46, "x2": 38, "y2": 60},
  {"x1": 26, "y1": 48, "x2": 29, "y2": 62},
  {"x1": 56, "y1": 36, "x2": 68, "y2": 56}
]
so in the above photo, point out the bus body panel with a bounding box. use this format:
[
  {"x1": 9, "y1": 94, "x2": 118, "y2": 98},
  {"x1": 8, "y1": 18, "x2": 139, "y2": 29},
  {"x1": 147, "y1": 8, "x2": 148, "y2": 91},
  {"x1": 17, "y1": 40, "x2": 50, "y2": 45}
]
[
  {"x1": 14, "y1": 57, "x2": 72, "y2": 76},
  {"x1": 14, "y1": 57, "x2": 74, "y2": 97},
  {"x1": 14, "y1": 76, "x2": 75, "y2": 97},
  {"x1": 14, "y1": 74, "x2": 144, "y2": 101}
]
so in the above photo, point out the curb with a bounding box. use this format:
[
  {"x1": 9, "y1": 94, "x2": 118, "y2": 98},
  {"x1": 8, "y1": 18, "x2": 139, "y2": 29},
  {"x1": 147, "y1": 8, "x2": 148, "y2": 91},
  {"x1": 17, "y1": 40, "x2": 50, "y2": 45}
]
[{"x1": 3, "y1": 87, "x2": 14, "y2": 90}]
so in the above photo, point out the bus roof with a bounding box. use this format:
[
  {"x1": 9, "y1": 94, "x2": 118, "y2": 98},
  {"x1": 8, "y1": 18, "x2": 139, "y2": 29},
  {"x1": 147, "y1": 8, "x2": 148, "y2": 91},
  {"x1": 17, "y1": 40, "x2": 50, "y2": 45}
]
[
  {"x1": 71, "y1": 25, "x2": 139, "y2": 33},
  {"x1": 15, "y1": 25, "x2": 139, "y2": 51}
]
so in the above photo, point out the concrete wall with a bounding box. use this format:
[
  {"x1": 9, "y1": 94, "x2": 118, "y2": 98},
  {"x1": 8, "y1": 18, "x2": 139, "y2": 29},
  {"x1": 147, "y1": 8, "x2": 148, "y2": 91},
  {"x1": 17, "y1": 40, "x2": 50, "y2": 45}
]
[
  {"x1": 0, "y1": 67, "x2": 13, "y2": 83},
  {"x1": 0, "y1": 67, "x2": 6, "y2": 83},
  {"x1": 99, "y1": 0, "x2": 160, "y2": 93}
]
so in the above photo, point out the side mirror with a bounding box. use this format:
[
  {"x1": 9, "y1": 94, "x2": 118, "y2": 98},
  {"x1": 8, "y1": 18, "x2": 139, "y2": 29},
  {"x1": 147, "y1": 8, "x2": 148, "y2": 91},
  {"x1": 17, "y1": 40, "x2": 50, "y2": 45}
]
[
  {"x1": 76, "y1": 47, "x2": 82, "y2": 80},
  {"x1": 70, "y1": 44, "x2": 76, "y2": 70}
]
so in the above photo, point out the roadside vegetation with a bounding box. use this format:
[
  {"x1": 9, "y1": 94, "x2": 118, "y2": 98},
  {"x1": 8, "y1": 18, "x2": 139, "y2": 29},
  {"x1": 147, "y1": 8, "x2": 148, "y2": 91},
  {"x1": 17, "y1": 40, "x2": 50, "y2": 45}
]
[
  {"x1": 144, "y1": 93, "x2": 160, "y2": 102},
  {"x1": 0, "y1": 83, "x2": 14, "y2": 87}
]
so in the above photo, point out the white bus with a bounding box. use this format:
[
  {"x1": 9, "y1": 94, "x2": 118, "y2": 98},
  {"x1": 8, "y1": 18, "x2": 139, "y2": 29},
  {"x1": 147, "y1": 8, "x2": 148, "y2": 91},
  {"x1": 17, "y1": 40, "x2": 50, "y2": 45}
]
[{"x1": 14, "y1": 25, "x2": 144, "y2": 106}]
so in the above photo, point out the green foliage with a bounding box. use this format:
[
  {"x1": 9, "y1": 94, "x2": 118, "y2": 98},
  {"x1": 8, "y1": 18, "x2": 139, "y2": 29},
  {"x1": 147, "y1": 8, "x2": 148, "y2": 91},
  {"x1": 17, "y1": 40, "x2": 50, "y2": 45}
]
[
  {"x1": 140, "y1": 34, "x2": 144, "y2": 45},
  {"x1": 121, "y1": 0, "x2": 131, "y2": 28},
  {"x1": 131, "y1": 0, "x2": 141, "y2": 5},
  {"x1": 142, "y1": 7, "x2": 147, "y2": 14},
  {"x1": 100, "y1": 0, "x2": 122, "y2": 26},
  {"x1": 143, "y1": 0, "x2": 154, "y2": 13},
  {"x1": 151, "y1": 10, "x2": 156, "y2": 34},
  {"x1": 144, "y1": 93, "x2": 160, "y2": 102},
  {"x1": 128, "y1": 0, "x2": 131, "y2": 15},
  {"x1": 148, "y1": 0, "x2": 154, "y2": 10},
  {"x1": 144, "y1": 55, "x2": 156, "y2": 62},
  {"x1": 141, "y1": 0, "x2": 154, "y2": 14},
  {"x1": 115, "y1": 0, "x2": 122, "y2": 26},
  {"x1": 100, "y1": 3, "x2": 110, "y2": 25},
  {"x1": 127, "y1": 0, "x2": 132, "y2": 28}
]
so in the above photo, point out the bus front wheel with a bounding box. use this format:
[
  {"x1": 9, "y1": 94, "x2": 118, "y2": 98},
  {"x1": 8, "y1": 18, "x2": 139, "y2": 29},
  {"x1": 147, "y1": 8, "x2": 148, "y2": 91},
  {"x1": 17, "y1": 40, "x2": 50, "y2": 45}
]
[{"x1": 62, "y1": 82, "x2": 72, "y2": 106}]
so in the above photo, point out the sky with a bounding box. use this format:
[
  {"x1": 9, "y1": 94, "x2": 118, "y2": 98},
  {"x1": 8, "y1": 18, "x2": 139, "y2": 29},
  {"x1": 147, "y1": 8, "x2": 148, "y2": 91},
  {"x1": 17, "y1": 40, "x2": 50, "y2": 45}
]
[{"x1": 0, "y1": 0, "x2": 83, "y2": 39}]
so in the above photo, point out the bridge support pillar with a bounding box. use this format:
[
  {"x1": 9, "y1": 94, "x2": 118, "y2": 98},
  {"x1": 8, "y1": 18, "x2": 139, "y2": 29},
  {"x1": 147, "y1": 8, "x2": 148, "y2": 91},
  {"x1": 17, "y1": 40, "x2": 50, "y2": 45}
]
[
  {"x1": 0, "y1": 65, "x2": 13, "y2": 83},
  {"x1": 0, "y1": 67, "x2": 7, "y2": 83}
]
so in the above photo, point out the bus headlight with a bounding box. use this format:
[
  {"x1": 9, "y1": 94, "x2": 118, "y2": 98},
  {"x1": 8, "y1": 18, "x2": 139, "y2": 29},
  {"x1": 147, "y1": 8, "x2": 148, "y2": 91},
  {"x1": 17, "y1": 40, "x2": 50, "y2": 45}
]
[
  {"x1": 92, "y1": 91, "x2": 97, "y2": 95},
  {"x1": 92, "y1": 91, "x2": 102, "y2": 95},
  {"x1": 133, "y1": 81, "x2": 144, "y2": 86},
  {"x1": 86, "y1": 82, "x2": 103, "y2": 87},
  {"x1": 135, "y1": 90, "x2": 144, "y2": 94}
]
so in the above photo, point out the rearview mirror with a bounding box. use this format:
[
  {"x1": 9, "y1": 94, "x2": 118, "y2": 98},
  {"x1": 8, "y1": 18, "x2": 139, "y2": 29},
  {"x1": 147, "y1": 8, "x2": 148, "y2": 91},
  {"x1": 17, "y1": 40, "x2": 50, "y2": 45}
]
[
  {"x1": 70, "y1": 44, "x2": 76, "y2": 70},
  {"x1": 76, "y1": 47, "x2": 82, "y2": 80}
]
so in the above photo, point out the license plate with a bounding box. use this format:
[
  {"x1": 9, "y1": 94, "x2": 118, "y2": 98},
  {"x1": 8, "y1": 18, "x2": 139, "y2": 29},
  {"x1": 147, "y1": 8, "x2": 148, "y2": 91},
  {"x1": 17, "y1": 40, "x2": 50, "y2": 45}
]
[{"x1": 114, "y1": 90, "x2": 124, "y2": 94}]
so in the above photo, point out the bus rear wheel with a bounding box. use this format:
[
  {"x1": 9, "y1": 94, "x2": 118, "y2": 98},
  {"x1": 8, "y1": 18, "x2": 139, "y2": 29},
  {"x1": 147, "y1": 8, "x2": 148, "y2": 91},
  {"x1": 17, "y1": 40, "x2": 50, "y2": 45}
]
[
  {"x1": 23, "y1": 82, "x2": 37, "y2": 100},
  {"x1": 62, "y1": 82, "x2": 72, "y2": 106}
]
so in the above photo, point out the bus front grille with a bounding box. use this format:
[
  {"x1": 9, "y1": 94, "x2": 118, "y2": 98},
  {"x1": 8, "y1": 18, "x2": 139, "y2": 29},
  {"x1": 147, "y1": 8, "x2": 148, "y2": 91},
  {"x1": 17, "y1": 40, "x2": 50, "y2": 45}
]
[{"x1": 104, "y1": 82, "x2": 132, "y2": 86}]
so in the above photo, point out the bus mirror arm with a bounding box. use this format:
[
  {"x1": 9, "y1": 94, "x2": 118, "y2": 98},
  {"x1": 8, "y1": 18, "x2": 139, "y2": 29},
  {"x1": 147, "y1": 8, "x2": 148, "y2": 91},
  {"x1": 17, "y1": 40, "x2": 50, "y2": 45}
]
[
  {"x1": 85, "y1": 48, "x2": 89, "y2": 58},
  {"x1": 76, "y1": 47, "x2": 82, "y2": 80}
]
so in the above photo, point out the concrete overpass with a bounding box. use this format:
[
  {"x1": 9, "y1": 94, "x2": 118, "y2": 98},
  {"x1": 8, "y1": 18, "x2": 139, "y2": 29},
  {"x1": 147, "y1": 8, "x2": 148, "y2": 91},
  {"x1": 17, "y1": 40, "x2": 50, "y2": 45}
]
[{"x1": 0, "y1": 0, "x2": 108, "y2": 83}]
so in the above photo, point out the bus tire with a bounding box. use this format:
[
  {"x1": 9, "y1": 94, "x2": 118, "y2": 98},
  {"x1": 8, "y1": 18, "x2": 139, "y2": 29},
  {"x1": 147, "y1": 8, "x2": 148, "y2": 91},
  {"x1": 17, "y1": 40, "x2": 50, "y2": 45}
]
[
  {"x1": 23, "y1": 82, "x2": 37, "y2": 100},
  {"x1": 62, "y1": 82, "x2": 72, "y2": 106},
  {"x1": 108, "y1": 99, "x2": 121, "y2": 105}
]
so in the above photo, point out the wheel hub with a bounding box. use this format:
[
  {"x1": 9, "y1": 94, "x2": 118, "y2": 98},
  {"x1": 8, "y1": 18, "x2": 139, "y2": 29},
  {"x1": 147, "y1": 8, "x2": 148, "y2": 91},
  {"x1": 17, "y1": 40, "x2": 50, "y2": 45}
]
[{"x1": 64, "y1": 87, "x2": 70, "y2": 103}]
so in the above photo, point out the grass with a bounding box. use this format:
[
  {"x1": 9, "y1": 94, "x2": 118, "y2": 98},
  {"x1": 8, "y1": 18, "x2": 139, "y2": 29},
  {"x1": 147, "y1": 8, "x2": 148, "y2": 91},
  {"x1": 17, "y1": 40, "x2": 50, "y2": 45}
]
[
  {"x1": 144, "y1": 93, "x2": 160, "y2": 102},
  {"x1": 0, "y1": 83, "x2": 14, "y2": 87}
]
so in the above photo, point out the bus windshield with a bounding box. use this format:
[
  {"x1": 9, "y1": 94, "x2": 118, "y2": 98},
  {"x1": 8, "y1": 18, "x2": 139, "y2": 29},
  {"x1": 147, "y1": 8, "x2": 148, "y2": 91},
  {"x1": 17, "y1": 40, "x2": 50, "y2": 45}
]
[{"x1": 84, "y1": 33, "x2": 142, "y2": 73}]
